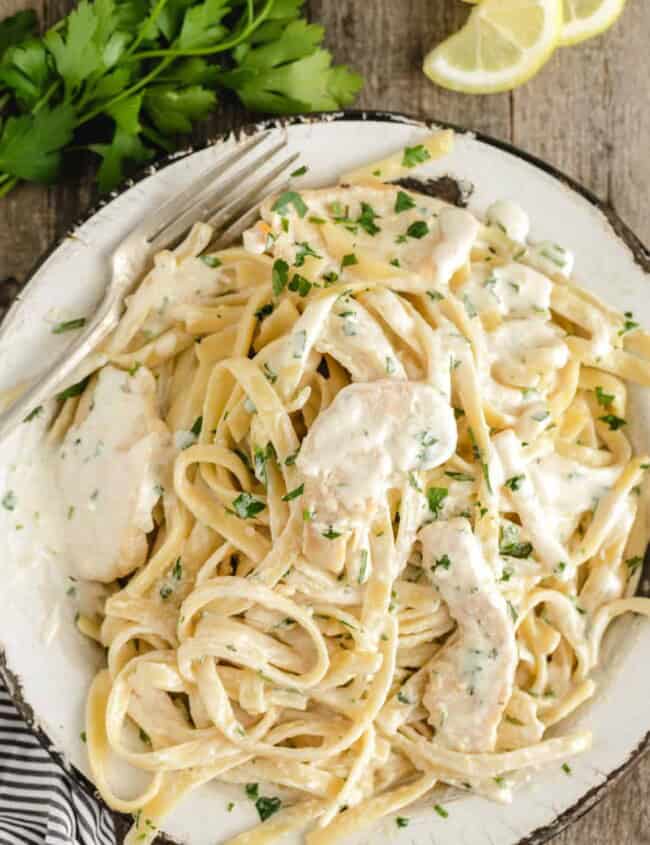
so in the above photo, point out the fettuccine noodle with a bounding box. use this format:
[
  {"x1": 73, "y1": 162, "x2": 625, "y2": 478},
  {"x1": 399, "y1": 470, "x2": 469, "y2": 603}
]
[{"x1": 47, "y1": 132, "x2": 650, "y2": 844}]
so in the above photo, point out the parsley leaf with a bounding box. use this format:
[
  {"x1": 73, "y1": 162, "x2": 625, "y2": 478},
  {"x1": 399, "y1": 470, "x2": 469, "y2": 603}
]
[
  {"x1": 272, "y1": 190, "x2": 308, "y2": 217},
  {"x1": 222, "y1": 20, "x2": 362, "y2": 113},
  {"x1": 52, "y1": 318, "x2": 86, "y2": 334},
  {"x1": 595, "y1": 386, "x2": 614, "y2": 407},
  {"x1": 272, "y1": 259, "x2": 290, "y2": 296},
  {"x1": 0, "y1": 0, "x2": 363, "y2": 195},
  {"x1": 231, "y1": 492, "x2": 266, "y2": 519},
  {"x1": 402, "y1": 144, "x2": 431, "y2": 168},
  {"x1": 394, "y1": 190, "x2": 416, "y2": 213},
  {"x1": 255, "y1": 795, "x2": 282, "y2": 822},
  {"x1": 0, "y1": 104, "x2": 75, "y2": 183},
  {"x1": 145, "y1": 85, "x2": 217, "y2": 134},
  {"x1": 426, "y1": 486, "x2": 448, "y2": 519},
  {"x1": 406, "y1": 220, "x2": 428, "y2": 239},
  {"x1": 599, "y1": 414, "x2": 627, "y2": 431},
  {"x1": 0, "y1": 10, "x2": 37, "y2": 60}
]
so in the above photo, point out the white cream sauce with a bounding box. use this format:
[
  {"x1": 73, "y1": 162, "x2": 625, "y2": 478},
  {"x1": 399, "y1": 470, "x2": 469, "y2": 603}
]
[
  {"x1": 487, "y1": 200, "x2": 530, "y2": 243},
  {"x1": 297, "y1": 381, "x2": 457, "y2": 531},
  {"x1": 56, "y1": 366, "x2": 170, "y2": 582},
  {"x1": 315, "y1": 297, "x2": 406, "y2": 382},
  {"x1": 420, "y1": 518, "x2": 517, "y2": 752}
]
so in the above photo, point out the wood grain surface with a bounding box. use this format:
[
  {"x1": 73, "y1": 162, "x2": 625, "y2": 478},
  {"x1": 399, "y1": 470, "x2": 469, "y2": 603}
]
[{"x1": 1, "y1": 0, "x2": 649, "y2": 842}]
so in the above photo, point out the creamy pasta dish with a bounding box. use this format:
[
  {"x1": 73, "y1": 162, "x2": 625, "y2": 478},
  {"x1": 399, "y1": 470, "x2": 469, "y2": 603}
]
[{"x1": 44, "y1": 131, "x2": 650, "y2": 844}]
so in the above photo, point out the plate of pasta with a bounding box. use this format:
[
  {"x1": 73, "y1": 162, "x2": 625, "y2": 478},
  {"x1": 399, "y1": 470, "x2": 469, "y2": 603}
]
[{"x1": 1, "y1": 112, "x2": 650, "y2": 845}]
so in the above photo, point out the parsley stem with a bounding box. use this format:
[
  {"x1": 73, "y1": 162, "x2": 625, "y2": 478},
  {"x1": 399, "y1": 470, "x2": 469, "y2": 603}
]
[
  {"x1": 126, "y1": 0, "x2": 171, "y2": 57},
  {"x1": 0, "y1": 176, "x2": 18, "y2": 198},
  {"x1": 77, "y1": 57, "x2": 174, "y2": 126},
  {"x1": 126, "y1": 0, "x2": 275, "y2": 61},
  {"x1": 32, "y1": 80, "x2": 61, "y2": 115}
]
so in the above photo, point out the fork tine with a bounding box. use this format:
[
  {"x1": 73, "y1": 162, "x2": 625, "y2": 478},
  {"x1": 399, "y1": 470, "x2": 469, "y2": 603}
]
[
  {"x1": 149, "y1": 136, "x2": 289, "y2": 251},
  {"x1": 206, "y1": 152, "x2": 300, "y2": 234},
  {"x1": 212, "y1": 178, "x2": 289, "y2": 248},
  {"x1": 143, "y1": 130, "x2": 273, "y2": 243}
]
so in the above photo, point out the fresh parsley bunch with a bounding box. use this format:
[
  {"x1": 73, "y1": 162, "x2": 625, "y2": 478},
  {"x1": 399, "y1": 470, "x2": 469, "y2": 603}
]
[{"x1": 0, "y1": 0, "x2": 362, "y2": 196}]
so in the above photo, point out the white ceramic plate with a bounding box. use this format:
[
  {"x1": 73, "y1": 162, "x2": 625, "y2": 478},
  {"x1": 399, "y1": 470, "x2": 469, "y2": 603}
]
[{"x1": 1, "y1": 112, "x2": 649, "y2": 845}]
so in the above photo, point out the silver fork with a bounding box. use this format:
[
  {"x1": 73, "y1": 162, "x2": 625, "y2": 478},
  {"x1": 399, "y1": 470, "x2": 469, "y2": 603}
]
[{"x1": 0, "y1": 131, "x2": 299, "y2": 441}]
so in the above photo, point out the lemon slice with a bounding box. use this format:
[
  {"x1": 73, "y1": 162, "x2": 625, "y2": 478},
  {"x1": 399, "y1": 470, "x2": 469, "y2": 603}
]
[
  {"x1": 423, "y1": 0, "x2": 563, "y2": 94},
  {"x1": 560, "y1": 0, "x2": 626, "y2": 45}
]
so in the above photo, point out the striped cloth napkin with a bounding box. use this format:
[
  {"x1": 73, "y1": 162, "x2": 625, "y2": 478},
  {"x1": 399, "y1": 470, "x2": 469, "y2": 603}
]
[{"x1": 0, "y1": 680, "x2": 115, "y2": 844}]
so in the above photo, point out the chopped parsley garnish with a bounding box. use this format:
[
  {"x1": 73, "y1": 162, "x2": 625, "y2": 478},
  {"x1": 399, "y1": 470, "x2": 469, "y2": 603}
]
[
  {"x1": 231, "y1": 492, "x2": 266, "y2": 519},
  {"x1": 433, "y1": 804, "x2": 448, "y2": 819},
  {"x1": 599, "y1": 414, "x2": 626, "y2": 431},
  {"x1": 433, "y1": 554, "x2": 451, "y2": 571},
  {"x1": 468, "y1": 428, "x2": 492, "y2": 494},
  {"x1": 626, "y1": 556, "x2": 643, "y2": 575},
  {"x1": 394, "y1": 191, "x2": 416, "y2": 213},
  {"x1": 357, "y1": 202, "x2": 381, "y2": 236},
  {"x1": 272, "y1": 191, "x2": 307, "y2": 218},
  {"x1": 396, "y1": 690, "x2": 411, "y2": 705},
  {"x1": 555, "y1": 561, "x2": 567, "y2": 575},
  {"x1": 200, "y1": 254, "x2": 221, "y2": 268},
  {"x1": 1, "y1": 491, "x2": 16, "y2": 511},
  {"x1": 426, "y1": 487, "x2": 448, "y2": 519},
  {"x1": 23, "y1": 406, "x2": 43, "y2": 422},
  {"x1": 619, "y1": 311, "x2": 640, "y2": 336},
  {"x1": 561, "y1": 763, "x2": 572, "y2": 775},
  {"x1": 500, "y1": 533, "x2": 533, "y2": 559},
  {"x1": 52, "y1": 317, "x2": 86, "y2": 334},
  {"x1": 272, "y1": 259, "x2": 289, "y2": 296},
  {"x1": 408, "y1": 471, "x2": 423, "y2": 492},
  {"x1": 308, "y1": 215, "x2": 326, "y2": 225},
  {"x1": 322, "y1": 526, "x2": 342, "y2": 540},
  {"x1": 396, "y1": 816, "x2": 409, "y2": 828},
  {"x1": 255, "y1": 796, "x2": 282, "y2": 822},
  {"x1": 285, "y1": 449, "x2": 299, "y2": 466},
  {"x1": 263, "y1": 362, "x2": 278, "y2": 384},
  {"x1": 504, "y1": 475, "x2": 524, "y2": 492},
  {"x1": 294, "y1": 241, "x2": 321, "y2": 267},
  {"x1": 390, "y1": 258, "x2": 401, "y2": 267},
  {"x1": 245, "y1": 783, "x2": 259, "y2": 800},
  {"x1": 507, "y1": 600, "x2": 518, "y2": 623},
  {"x1": 463, "y1": 294, "x2": 477, "y2": 318},
  {"x1": 80, "y1": 731, "x2": 87, "y2": 743},
  {"x1": 254, "y1": 302, "x2": 274, "y2": 320},
  {"x1": 426, "y1": 290, "x2": 444, "y2": 302},
  {"x1": 402, "y1": 144, "x2": 431, "y2": 168},
  {"x1": 290, "y1": 165, "x2": 308, "y2": 177},
  {"x1": 56, "y1": 376, "x2": 89, "y2": 402},
  {"x1": 171, "y1": 558, "x2": 182, "y2": 581},
  {"x1": 227, "y1": 802, "x2": 235, "y2": 812},
  {"x1": 406, "y1": 220, "x2": 428, "y2": 239},
  {"x1": 445, "y1": 471, "x2": 473, "y2": 482},
  {"x1": 190, "y1": 416, "x2": 203, "y2": 437},
  {"x1": 322, "y1": 271, "x2": 339, "y2": 285},
  {"x1": 288, "y1": 273, "x2": 312, "y2": 296},
  {"x1": 595, "y1": 386, "x2": 614, "y2": 408},
  {"x1": 358, "y1": 549, "x2": 368, "y2": 584},
  {"x1": 341, "y1": 253, "x2": 358, "y2": 268},
  {"x1": 139, "y1": 727, "x2": 152, "y2": 745},
  {"x1": 282, "y1": 484, "x2": 304, "y2": 502},
  {"x1": 159, "y1": 584, "x2": 173, "y2": 600}
]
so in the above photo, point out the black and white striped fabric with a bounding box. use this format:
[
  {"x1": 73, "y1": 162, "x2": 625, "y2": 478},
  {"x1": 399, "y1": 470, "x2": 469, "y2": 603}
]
[{"x1": 0, "y1": 681, "x2": 115, "y2": 845}]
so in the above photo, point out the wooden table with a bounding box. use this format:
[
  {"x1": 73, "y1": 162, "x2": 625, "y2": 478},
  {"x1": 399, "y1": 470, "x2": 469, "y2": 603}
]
[{"x1": 1, "y1": 1, "x2": 649, "y2": 842}]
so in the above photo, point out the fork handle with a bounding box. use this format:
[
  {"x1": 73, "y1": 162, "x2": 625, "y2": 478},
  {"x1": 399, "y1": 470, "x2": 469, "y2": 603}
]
[{"x1": 0, "y1": 292, "x2": 123, "y2": 442}]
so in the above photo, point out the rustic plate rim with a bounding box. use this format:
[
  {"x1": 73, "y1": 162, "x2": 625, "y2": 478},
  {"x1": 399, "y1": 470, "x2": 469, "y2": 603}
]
[{"x1": 1, "y1": 107, "x2": 649, "y2": 845}]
